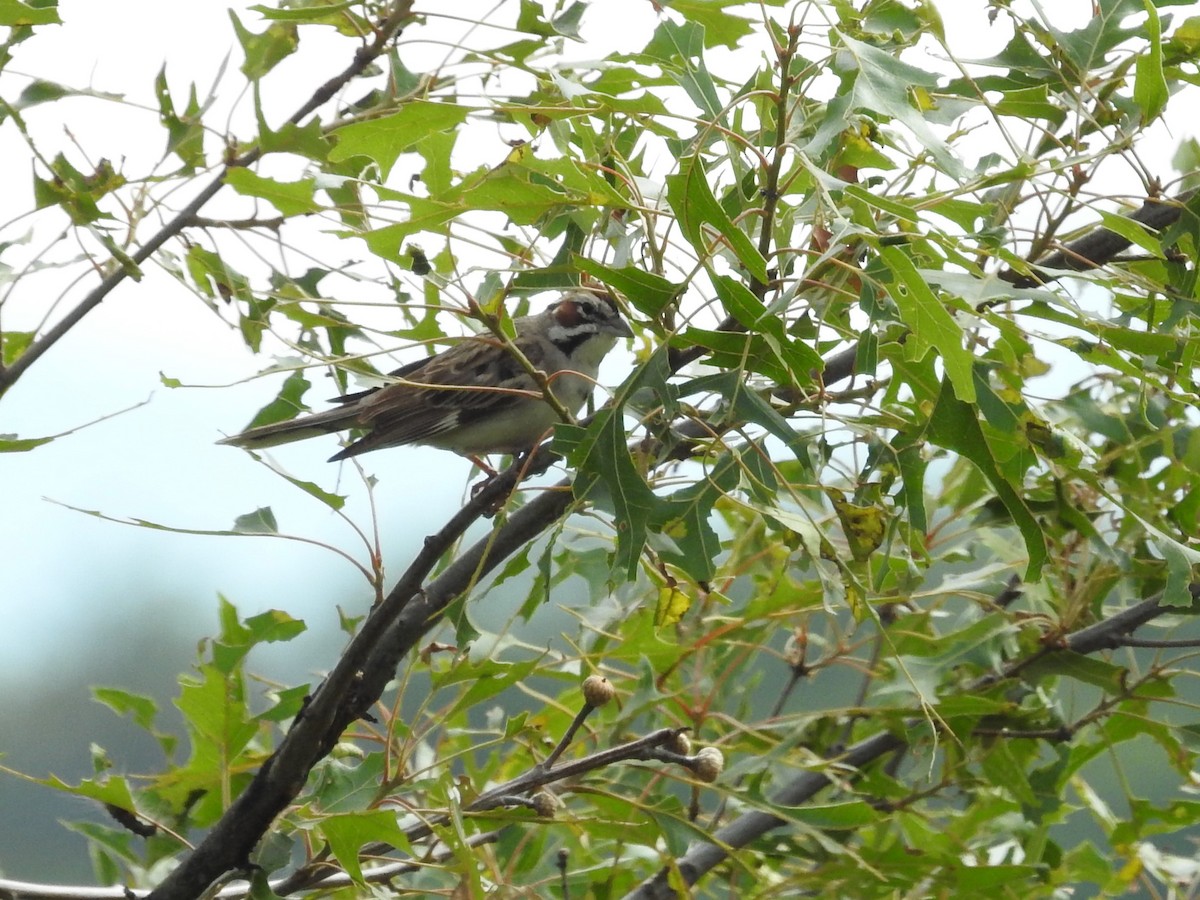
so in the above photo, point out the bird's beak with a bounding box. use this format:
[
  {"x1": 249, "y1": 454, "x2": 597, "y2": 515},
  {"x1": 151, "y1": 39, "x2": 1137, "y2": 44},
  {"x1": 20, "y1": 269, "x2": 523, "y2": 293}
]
[{"x1": 611, "y1": 318, "x2": 634, "y2": 339}]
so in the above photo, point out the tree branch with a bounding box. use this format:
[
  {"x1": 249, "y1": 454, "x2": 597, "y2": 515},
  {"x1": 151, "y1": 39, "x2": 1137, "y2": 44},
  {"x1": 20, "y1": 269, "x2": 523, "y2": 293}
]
[
  {"x1": 622, "y1": 583, "x2": 1200, "y2": 899},
  {"x1": 1001, "y1": 187, "x2": 1197, "y2": 288},
  {"x1": 144, "y1": 447, "x2": 563, "y2": 898},
  {"x1": 0, "y1": 1, "x2": 417, "y2": 401},
  {"x1": 141, "y1": 172, "x2": 1200, "y2": 900}
]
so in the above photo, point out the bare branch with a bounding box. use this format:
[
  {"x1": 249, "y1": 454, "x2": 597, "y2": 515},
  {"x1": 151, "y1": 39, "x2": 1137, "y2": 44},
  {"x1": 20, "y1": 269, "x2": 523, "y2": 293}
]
[{"x1": 0, "y1": 1, "x2": 417, "y2": 400}]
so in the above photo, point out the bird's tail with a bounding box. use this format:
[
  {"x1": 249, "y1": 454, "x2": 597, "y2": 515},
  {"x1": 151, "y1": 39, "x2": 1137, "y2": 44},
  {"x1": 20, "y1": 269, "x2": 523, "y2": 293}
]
[{"x1": 218, "y1": 406, "x2": 360, "y2": 451}]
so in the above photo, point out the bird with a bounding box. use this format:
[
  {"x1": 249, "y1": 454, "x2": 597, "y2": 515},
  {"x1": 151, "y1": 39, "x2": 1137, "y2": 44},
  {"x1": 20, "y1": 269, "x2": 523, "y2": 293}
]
[{"x1": 219, "y1": 290, "x2": 633, "y2": 463}]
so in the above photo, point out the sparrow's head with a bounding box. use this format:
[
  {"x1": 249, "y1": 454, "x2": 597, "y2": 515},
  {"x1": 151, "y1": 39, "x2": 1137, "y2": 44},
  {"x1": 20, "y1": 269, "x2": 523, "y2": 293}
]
[{"x1": 547, "y1": 291, "x2": 634, "y2": 350}]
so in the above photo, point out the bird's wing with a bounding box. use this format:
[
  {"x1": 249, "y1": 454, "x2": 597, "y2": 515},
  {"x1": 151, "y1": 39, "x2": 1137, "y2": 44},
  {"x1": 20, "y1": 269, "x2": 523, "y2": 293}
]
[
  {"x1": 330, "y1": 355, "x2": 432, "y2": 405},
  {"x1": 332, "y1": 333, "x2": 548, "y2": 457}
]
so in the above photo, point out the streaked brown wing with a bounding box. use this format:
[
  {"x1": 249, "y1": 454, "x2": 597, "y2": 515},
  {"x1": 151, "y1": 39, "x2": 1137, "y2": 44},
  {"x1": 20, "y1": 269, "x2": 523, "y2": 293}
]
[
  {"x1": 331, "y1": 355, "x2": 432, "y2": 405},
  {"x1": 332, "y1": 332, "x2": 546, "y2": 458}
]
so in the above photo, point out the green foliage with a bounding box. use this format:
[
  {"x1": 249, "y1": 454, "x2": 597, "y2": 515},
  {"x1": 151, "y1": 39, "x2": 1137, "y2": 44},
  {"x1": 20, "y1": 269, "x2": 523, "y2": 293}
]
[{"x1": 5, "y1": 0, "x2": 1200, "y2": 896}]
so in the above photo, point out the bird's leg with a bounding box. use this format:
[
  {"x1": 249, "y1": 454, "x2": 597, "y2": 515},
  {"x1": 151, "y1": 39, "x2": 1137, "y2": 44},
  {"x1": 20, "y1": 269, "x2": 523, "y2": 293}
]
[
  {"x1": 469, "y1": 452, "x2": 533, "y2": 515},
  {"x1": 469, "y1": 455, "x2": 501, "y2": 504},
  {"x1": 468, "y1": 454, "x2": 499, "y2": 478}
]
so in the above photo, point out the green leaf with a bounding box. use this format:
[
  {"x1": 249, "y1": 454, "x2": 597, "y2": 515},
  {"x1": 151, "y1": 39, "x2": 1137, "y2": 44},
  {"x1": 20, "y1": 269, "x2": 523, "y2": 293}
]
[
  {"x1": 185, "y1": 245, "x2": 255, "y2": 308},
  {"x1": 991, "y1": 85, "x2": 1066, "y2": 124},
  {"x1": 0, "y1": 0, "x2": 60, "y2": 25},
  {"x1": 2, "y1": 434, "x2": 55, "y2": 453},
  {"x1": 679, "y1": 370, "x2": 810, "y2": 459},
  {"x1": 12, "y1": 79, "x2": 115, "y2": 114},
  {"x1": 92, "y1": 688, "x2": 158, "y2": 732},
  {"x1": 573, "y1": 258, "x2": 683, "y2": 316},
  {"x1": 40, "y1": 773, "x2": 137, "y2": 810},
  {"x1": 33, "y1": 154, "x2": 125, "y2": 225},
  {"x1": 362, "y1": 151, "x2": 628, "y2": 253},
  {"x1": 1022, "y1": 651, "x2": 1127, "y2": 692},
  {"x1": 669, "y1": 0, "x2": 755, "y2": 49},
  {"x1": 438, "y1": 656, "x2": 544, "y2": 719},
  {"x1": 514, "y1": 0, "x2": 558, "y2": 36},
  {"x1": 257, "y1": 116, "x2": 330, "y2": 160},
  {"x1": 926, "y1": 377, "x2": 1047, "y2": 580},
  {"x1": 559, "y1": 348, "x2": 677, "y2": 579},
  {"x1": 155, "y1": 67, "x2": 205, "y2": 170},
  {"x1": 783, "y1": 800, "x2": 881, "y2": 830},
  {"x1": 176, "y1": 663, "x2": 256, "y2": 761},
  {"x1": 230, "y1": 11, "x2": 298, "y2": 80},
  {"x1": 1097, "y1": 209, "x2": 1166, "y2": 259},
  {"x1": 240, "y1": 369, "x2": 313, "y2": 430},
  {"x1": 550, "y1": 0, "x2": 585, "y2": 38},
  {"x1": 1054, "y1": 0, "x2": 1145, "y2": 73},
  {"x1": 956, "y1": 864, "x2": 1046, "y2": 891},
  {"x1": 878, "y1": 245, "x2": 975, "y2": 403},
  {"x1": 666, "y1": 155, "x2": 769, "y2": 283},
  {"x1": 257, "y1": 683, "x2": 311, "y2": 724},
  {"x1": 562, "y1": 405, "x2": 660, "y2": 580},
  {"x1": 242, "y1": 608, "x2": 306, "y2": 645},
  {"x1": 1167, "y1": 15, "x2": 1200, "y2": 55},
  {"x1": 329, "y1": 101, "x2": 471, "y2": 179},
  {"x1": 674, "y1": 327, "x2": 816, "y2": 386},
  {"x1": 652, "y1": 451, "x2": 740, "y2": 580},
  {"x1": 93, "y1": 687, "x2": 178, "y2": 756},
  {"x1": 233, "y1": 507, "x2": 279, "y2": 534},
  {"x1": 225, "y1": 169, "x2": 321, "y2": 216},
  {"x1": 1, "y1": 329, "x2": 33, "y2": 367},
  {"x1": 416, "y1": 128, "x2": 456, "y2": 197},
  {"x1": 894, "y1": 433, "x2": 928, "y2": 535},
  {"x1": 816, "y1": 32, "x2": 965, "y2": 179},
  {"x1": 1134, "y1": 1, "x2": 1168, "y2": 122},
  {"x1": 248, "y1": 0, "x2": 371, "y2": 34},
  {"x1": 320, "y1": 811, "x2": 412, "y2": 883},
  {"x1": 1095, "y1": 320, "x2": 1178, "y2": 356},
  {"x1": 261, "y1": 458, "x2": 347, "y2": 511},
  {"x1": 711, "y1": 274, "x2": 824, "y2": 378},
  {"x1": 659, "y1": 20, "x2": 722, "y2": 117}
]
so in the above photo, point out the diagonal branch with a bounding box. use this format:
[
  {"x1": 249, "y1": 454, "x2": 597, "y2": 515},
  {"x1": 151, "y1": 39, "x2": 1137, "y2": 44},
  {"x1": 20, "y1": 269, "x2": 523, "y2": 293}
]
[
  {"x1": 622, "y1": 583, "x2": 1200, "y2": 899},
  {"x1": 145, "y1": 287, "x2": 862, "y2": 897},
  {"x1": 144, "y1": 446, "x2": 562, "y2": 899},
  {"x1": 1001, "y1": 187, "x2": 1197, "y2": 288},
  {"x1": 0, "y1": 1, "x2": 417, "y2": 401}
]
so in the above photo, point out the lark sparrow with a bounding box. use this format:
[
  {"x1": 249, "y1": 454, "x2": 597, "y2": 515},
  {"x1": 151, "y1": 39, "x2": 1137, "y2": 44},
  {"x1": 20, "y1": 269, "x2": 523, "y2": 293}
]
[{"x1": 220, "y1": 291, "x2": 633, "y2": 461}]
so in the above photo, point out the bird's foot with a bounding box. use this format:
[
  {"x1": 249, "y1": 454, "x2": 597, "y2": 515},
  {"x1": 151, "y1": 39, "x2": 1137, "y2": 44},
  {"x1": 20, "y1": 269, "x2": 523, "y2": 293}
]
[{"x1": 468, "y1": 454, "x2": 499, "y2": 478}]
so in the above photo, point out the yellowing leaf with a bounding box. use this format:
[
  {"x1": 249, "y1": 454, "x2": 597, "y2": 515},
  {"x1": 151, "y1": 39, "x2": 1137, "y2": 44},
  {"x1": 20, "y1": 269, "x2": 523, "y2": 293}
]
[
  {"x1": 826, "y1": 489, "x2": 887, "y2": 562},
  {"x1": 655, "y1": 585, "x2": 692, "y2": 627}
]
